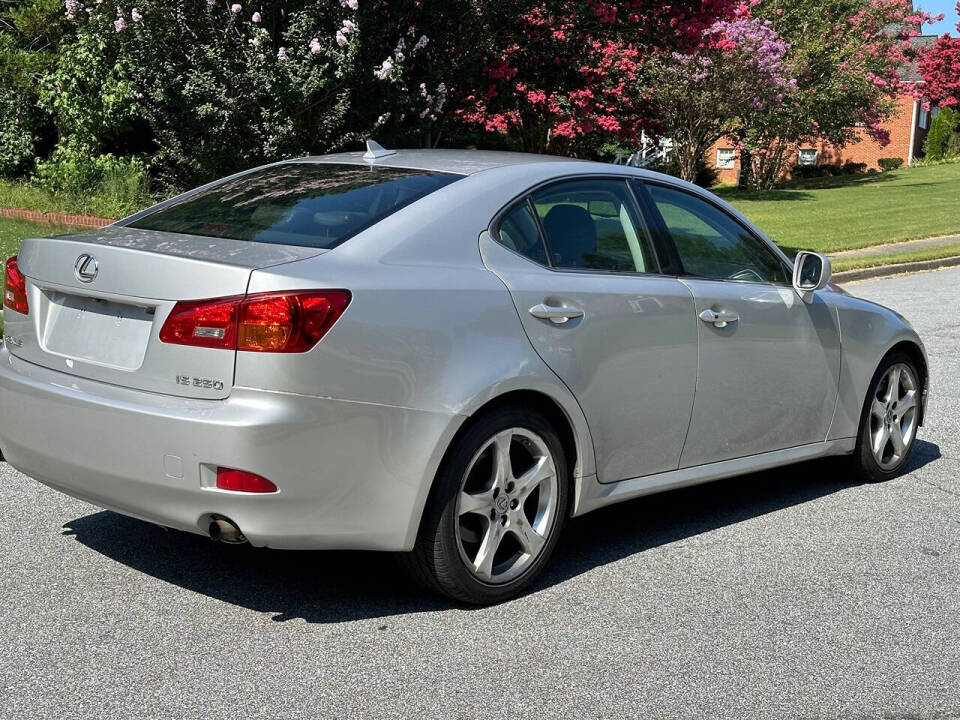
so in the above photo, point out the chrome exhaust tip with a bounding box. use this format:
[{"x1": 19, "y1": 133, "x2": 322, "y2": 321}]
[{"x1": 208, "y1": 517, "x2": 247, "y2": 544}]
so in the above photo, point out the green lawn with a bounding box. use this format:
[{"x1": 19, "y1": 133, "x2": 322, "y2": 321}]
[
  {"x1": 716, "y1": 163, "x2": 960, "y2": 255},
  {"x1": 1, "y1": 219, "x2": 73, "y2": 333}
]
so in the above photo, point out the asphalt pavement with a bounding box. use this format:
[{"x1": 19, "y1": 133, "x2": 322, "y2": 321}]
[{"x1": 1, "y1": 268, "x2": 959, "y2": 719}]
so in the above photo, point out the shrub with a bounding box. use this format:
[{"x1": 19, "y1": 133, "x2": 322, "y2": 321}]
[
  {"x1": 842, "y1": 161, "x2": 868, "y2": 174},
  {"x1": 0, "y1": 95, "x2": 37, "y2": 179},
  {"x1": 922, "y1": 106, "x2": 960, "y2": 161},
  {"x1": 878, "y1": 157, "x2": 904, "y2": 171}
]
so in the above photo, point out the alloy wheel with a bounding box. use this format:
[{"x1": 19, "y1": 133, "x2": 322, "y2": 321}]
[
  {"x1": 869, "y1": 362, "x2": 919, "y2": 471},
  {"x1": 455, "y1": 427, "x2": 559, "y2": 584}
]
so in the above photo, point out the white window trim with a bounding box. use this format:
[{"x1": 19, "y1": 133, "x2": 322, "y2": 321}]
[
  {"x1": 798, "y1": 149, "x2": 819, "y2": 166},
  {"x1": 716, "y1": 148, "x2": 736, "y2": 170}
]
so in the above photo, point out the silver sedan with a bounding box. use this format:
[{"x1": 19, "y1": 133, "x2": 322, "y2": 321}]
[{"x1": 0, "y1": 144, "x2": 928, "y2": 604}]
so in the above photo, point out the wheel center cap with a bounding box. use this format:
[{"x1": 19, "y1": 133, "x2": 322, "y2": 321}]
[{"x1": 494, "y1": 495, "x2": 509, "y2": 514}]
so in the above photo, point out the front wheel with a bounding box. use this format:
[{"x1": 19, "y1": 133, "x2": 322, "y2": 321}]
[
  {"x1": 402, "y1": 406, "x2": 569, "y2": 604},
  {"x1": 852, "y1": 353, "x2": 921, "y2": 482}
]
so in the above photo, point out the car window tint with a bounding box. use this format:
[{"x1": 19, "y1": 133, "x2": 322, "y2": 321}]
[
  {"x1": 496, "y1": 201, "x2": 548, "y2": 265},
  {"x1": 647, "y1": 184, "x2": 788, "y2": 284},
  {"x1": 529, "y1": 180, "x2": 657, "y2": 273},
  {"x1": 129, "y1": 163, "x2": 463, "y2": 250}
]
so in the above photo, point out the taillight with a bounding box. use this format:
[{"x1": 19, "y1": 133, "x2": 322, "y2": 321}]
[
  {"x1": 216, "y1": 467, "x2": 278, "y2": 493},
  {"x1": 3, "y1": 256, "x2": 29, "y2": 315},
  {"x1": 159, "y1": 289, "x2": 350, "y2": 353},
  {"x1": 158, "y1": 295, "x2": 241, "y2": 349}
]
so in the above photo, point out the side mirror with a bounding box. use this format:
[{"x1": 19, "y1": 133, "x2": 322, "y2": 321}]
[{"x1": 792, "y1": 251, "x2": 832, "y2": 298}]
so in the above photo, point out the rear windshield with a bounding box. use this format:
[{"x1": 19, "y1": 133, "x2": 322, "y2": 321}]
[{"x1": 128, "y1": 163, "x2": 464, "y2": 249}]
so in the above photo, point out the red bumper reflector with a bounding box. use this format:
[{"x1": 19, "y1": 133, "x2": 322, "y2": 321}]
[{"x1": 216, "y1": 467, "x2": 278, "y2": 493}]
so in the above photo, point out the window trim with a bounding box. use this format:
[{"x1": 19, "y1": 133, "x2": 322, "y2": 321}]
[
  {"x1": 489, "y1": 175, "x2": 669, "y2": 278},
  {"x1": 797, "y1": 148, "x2": 819, "y2": 166},
  {"x1": 634, "y1": 179, "x2": 793, "y2": 287},
  {"x1": 716, "y1": 148, "x2": 736, "y2": 170}
]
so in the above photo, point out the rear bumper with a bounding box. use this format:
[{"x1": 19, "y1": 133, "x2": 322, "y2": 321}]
[{"x1": 0, "y1": 347, "x2": 458, "y2": 550}]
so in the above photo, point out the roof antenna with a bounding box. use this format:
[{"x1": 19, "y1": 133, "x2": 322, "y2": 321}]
[{"x1": 363, "y1": 139, "x2": 396, "y2": 161}]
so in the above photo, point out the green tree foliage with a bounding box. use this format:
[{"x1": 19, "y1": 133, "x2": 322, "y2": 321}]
[
  {"x1": 923, "y1": 106, "x2": 960, "y2": 161},
  {"x1": 0, "y1": 0, "x2": 71, "y2": 177}
]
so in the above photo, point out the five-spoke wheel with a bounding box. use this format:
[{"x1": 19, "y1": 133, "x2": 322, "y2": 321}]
[
  {"x1": 456, "y1": 428, "x2": 559, "y2": 584},
  {"x1": 403, "y1": 406, "x2": 568, "y2": 604},
  {"x1": 853, "y1": 352, "x2": 922, "y2": 482}
]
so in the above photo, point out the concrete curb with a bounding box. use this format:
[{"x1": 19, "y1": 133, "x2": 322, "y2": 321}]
[
  {"x1": 0, "y1": 207, "x2": 116, "y2": 229},
  {"x1": 833, "y1": 255, "x2": 960, "y2": 283}
]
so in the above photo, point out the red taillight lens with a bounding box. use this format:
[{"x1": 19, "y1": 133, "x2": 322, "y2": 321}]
[
  {"x1": 238, "y1": 290, "x2": 351, "y2": 352},
  {"x1": 159, "y1": 290, "x2": 350, "y2": 353},
  {"x1": 216, "y1": 467, "x2": 278, "y2": 493},
  {"x1": 158, "y1": 294, "x2": 241, "y2": 349},
  {"x1": 3, "y1": 256, "x2": 29, "y2": 315}
]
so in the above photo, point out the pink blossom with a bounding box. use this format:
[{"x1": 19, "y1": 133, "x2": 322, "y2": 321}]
[
  {"x1": 64, "y1": 0, "x2": 80, "y2": 19},
  {"x1": 373, "y1": 58, "x2": 394, "y2": 80},
  {"x1": 335, "y1": 30, "x2": 348, "y2": 46},
  {"x1": 252, "y1": 11, "x2": 261, "y2": 23},
  {"x1": 131, "y1": 7, "x2": 142, "y2": 21},
  {"x1": 309, "y1": 38, "x2": 322, "y2": 54},
  {"x1": 340, "y1": 0, "x2": 358, "y2": 8},
  {"x1": 277, "y1": 47, "x2": 288, "y2": 61},
  {"x1": 114, "y1": 15, "x2": 126, "y2": 32},
  {"x1": 230, "y1": 4, "x2": 241, "y2": 14}
]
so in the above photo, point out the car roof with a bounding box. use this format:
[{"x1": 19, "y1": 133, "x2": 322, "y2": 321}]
[{"x1": 294, "y1": 148, "x2": 589, "y2": 175}]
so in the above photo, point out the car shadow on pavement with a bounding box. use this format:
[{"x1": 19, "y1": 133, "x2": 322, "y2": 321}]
[{"x1": 62, "y1": 440, "x2": 940, "y2": 623}]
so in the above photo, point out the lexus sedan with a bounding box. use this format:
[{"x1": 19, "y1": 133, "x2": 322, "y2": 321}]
[{"x1": 0, "y1": 144, "x2": 927, "y2": 604}]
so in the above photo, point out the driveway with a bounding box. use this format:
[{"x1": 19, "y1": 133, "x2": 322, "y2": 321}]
[{"x1": 1, "y1": 268, "x2": 958, "y2": 719}]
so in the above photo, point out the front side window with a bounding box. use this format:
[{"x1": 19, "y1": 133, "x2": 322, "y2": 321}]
[
  {"x1": 798, "y1": 149, "x2": 819, "y2": 166},
  {"x1": 528, "y1": 179, "x2": 658, "y2": 273},
  {"x1": 716, "y1": 148, "x2": 736, "y2": 169},
  {"x1": 646, "y1": 184, "x2": 788, "y2": 284},
  {"x1": 129, "y1": 163, "x2": 463, "y2": 249}
]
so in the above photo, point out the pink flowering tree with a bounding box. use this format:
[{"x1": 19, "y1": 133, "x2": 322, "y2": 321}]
[
  {"x1": 734, "y1": 0, "x2": 939, "y2": 187},
  {"x1": 645, "y1": 13, "x2": 795, "y2": 183},
  {"x1": 457, "y1": 0, "x2": 739, "y2": 155},
  {"x1": 917, "y1": 3, "x2": 960, "y2": 109}
]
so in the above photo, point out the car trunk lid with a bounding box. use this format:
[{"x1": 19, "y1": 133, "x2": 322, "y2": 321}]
[{"x1": 7, "y1": 227, "x2": 324, "y2": 399}]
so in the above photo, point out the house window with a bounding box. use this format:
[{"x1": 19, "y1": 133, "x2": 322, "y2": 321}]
[
  {"x1": 919, "y1": 106, "x2": 929, "y2": 129},
  {"x1": 798, "y1": 149, "x2": 818, "y2": 166},
  {"x1": 716, "y1": 148, "x2": 736, "y2": 170}
]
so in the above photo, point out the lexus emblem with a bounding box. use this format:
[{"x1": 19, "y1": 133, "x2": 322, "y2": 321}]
[{"x1": 74, "y1": 253, "x2": 98, "y2": 283}]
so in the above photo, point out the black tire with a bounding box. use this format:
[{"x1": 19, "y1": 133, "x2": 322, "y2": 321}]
[
  {"x1": 851, "y1": 351, "x2": 921, "y2": 483},
  {"x1": 400, "y1": 405, "x2": 570, "y2": 604}
]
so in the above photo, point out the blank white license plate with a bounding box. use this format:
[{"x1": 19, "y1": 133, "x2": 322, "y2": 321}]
[{"x1": 41, "y1": 292, "x2": 155, "y2": 370}]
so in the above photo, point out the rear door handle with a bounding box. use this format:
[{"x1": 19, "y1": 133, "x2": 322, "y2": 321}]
[
  {"x1": 698, "y1": 308, "x2": 739, "y2": 328},
  {"x1": 529, "y1": 304, "x2": 584, "y2": 324}
]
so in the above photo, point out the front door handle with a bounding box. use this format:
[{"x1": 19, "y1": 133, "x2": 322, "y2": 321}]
[
  {"x1": 529, "y1": 303, "x2": 585, "y2": 324},
  {"x1": 698, "y1": 308, "x2": 739, "y2": 328}
]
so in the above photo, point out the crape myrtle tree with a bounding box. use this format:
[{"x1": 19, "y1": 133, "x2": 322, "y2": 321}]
[
  {"x1": 644, "y1": 10, "x2": 795, "y2": 184},
  {"x1": 917, "y1": 2, "x2": 960, "y2": 109},
  {"x1": 737, "y1": 0, "x2": 939, "y2": 188},
  {"x1": 49, "y1": 0, "x2": 363, "y2": 191},
  {"x1": 456, "y1": 0, "x2": 740, "y2": 156},
  {"x1": 645, "y1": 0, "x2": 939, "y2": 188}
]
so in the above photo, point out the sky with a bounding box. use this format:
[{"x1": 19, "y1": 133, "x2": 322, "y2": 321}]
[{"x1": 918, "y1": 0, "x2": 960, "y2": 35}]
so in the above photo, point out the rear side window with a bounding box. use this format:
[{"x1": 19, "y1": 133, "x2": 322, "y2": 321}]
[
  {"x1": 497, "y1": 201, "x2": 549, "y2": 266},
  {"x1": 128, "y1": 163, "x2": 463, "y2": 249},
  {"x1": 530, "y1": 179, "x2": 658, "y2": 273}
]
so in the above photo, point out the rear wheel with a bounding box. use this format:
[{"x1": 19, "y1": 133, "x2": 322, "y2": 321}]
[
  {"x1": 402, "y1": 406, "x2": 569, "y2": 604},
  {"x1": 852, "y1": 353, "x2": 921, "y2": 482}
]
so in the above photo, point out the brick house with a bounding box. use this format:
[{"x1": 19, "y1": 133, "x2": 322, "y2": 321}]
[{"x1": 708, "y1": 34, "x2": 938, "y2": 185}]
